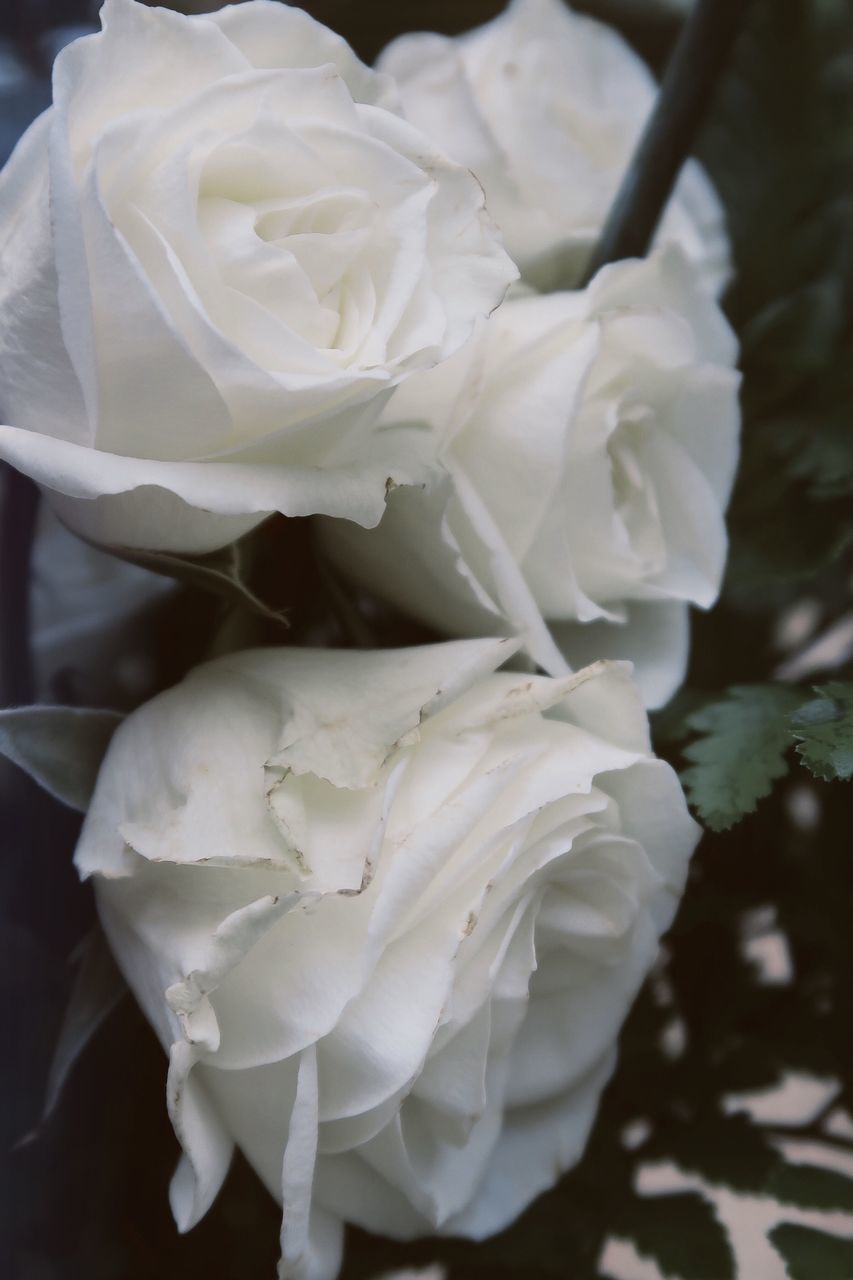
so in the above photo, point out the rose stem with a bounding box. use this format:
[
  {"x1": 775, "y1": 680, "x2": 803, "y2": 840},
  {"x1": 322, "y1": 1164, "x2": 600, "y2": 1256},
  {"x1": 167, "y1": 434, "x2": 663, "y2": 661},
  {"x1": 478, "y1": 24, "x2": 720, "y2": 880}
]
[
  {"x1": 0, "y1": 464, "x2": 39, "y2": 707},
  {"x1": 581, "y1": 0, "x2": 755, "y2": 282}
]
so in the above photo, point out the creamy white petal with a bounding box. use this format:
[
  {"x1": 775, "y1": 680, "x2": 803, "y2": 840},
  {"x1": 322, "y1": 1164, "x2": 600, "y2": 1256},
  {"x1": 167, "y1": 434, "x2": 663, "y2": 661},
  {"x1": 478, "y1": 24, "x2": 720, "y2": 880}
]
[
  {"x1": 263, "y1": 639, "x2": 518, "y2": 789},
  {"x1": 379, "y1": 0, "x2": 730, "y2": 293},
  {"x1": 0, "y1": 112, "x2": 91, "y2": 445},
  {"x1": 207, "y1": 1, "x2": 397, "y2": 109},
  {"x1": 551, "y1": 600, "x2": 691, "y2": 710},
  {"x1": 0, "y1": 420, "x2": 430, "y2": 552},
  {"x1": 323, "y1": 248, "x2": 740, "y2": 707},
  {"x1": 80, "y1": 645, "x2": 697, "y2": 1269},
  {"x1": 1, "y1": 0, "x2": 514, "y2": 552},
  {"x1": 444, "y1": 1049, "x2": 617, "y2": 1239},
  {"x1": 167, "y1": 1041, "x2": 235, "y2": 1231},
  {"x1": 55, "y1": 0, "x2": 246, "y2": 168}
]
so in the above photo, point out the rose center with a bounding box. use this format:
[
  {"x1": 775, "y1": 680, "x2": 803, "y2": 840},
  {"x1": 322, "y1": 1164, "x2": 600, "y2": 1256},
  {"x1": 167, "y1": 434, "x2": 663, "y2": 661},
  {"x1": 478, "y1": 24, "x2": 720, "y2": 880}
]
[
  {"x1": 197, "y1": 179, "x2": 376, "y2": 359},
  {"x1": 606, "y1": 403, "x2": 666, "y2": 574}
]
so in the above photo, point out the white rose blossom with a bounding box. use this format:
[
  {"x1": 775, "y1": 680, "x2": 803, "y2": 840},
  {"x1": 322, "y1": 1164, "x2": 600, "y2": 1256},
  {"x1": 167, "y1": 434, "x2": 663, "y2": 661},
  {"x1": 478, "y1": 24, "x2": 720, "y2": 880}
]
[
  {"x1": 76, "y1": 639, "x2": 699, "y2": 1279},
  {"x1": 320, "y1": 248, "x2": 741, "y2": 709},
  {"x1": 0, "y1": 0, "x2": 515, "y2": 554},
  {"x1": 378, "y1": 0, "x2": 730, "y2": 293}
]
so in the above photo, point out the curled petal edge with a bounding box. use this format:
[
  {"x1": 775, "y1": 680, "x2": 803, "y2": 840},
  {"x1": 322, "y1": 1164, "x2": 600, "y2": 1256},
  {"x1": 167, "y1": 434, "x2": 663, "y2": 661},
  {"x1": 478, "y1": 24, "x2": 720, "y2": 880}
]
[{"x1": 0, "y1": 424, "x2": 431, "y2": 553}]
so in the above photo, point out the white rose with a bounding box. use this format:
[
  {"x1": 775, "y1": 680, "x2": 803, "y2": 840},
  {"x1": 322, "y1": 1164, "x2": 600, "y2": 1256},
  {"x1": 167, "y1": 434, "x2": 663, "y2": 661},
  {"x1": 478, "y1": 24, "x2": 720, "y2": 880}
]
[
  {"x1": 320, "y1": 248, "x2": 741, "y2": 709},
  {"x1": 0, "y1": 0, "x2": 515, "y2": 554},
  {"x1": 378, "y1": 0, "x2": 730, "y2": 293},
  {"x1": 76, "y1": 639, "x2": 698, "y2": 1278}
]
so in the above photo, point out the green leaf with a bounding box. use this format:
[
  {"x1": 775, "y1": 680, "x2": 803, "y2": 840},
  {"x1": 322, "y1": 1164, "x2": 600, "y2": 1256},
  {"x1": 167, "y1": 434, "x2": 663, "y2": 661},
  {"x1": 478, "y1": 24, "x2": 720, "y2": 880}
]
[
  {"x1": 769, "y1": 1162, "x2": 853, "y2": 1213},
  {"x1": 681, "y1": 686, "x2": 802, "y2": 830},
  {"x1": 0, "y1": 706, "x2": 123, "y2": 811},
  {"x1": 790, "y1": 682, "x2": 853, "y2": 781},
  {"x1": 723, "y1": 520, "x2": 853, "y2": 612},
  {"x1": 742, "y1": 278, "x2": 846, "y2": 389},
  {"x1": 38, "y1": 929, "x2": 126, "y2": 1129},
  {"x1": 770, "y1": 1223, "x2": 853, "y2": 1280},
  {"x1": 773, "y1": 409, "x2": 853, "y2": 499},
  {"x1": 616, "y1": 1191, "x2": 735, "y2": 1280}
]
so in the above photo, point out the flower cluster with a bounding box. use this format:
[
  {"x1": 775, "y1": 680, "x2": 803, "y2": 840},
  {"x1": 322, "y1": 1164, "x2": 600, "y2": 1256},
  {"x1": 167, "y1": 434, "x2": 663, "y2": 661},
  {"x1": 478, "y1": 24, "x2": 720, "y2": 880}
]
[{"x1": 0, "y1": 1, "x2": 739, "y2": 1277}]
